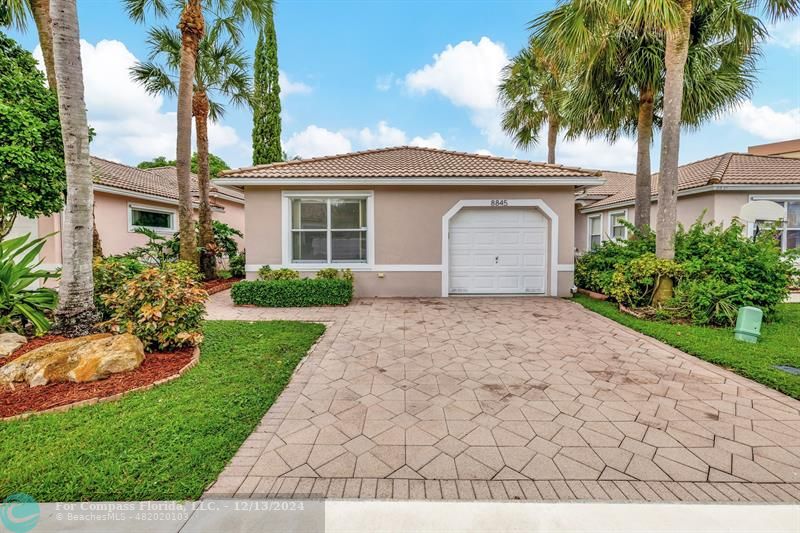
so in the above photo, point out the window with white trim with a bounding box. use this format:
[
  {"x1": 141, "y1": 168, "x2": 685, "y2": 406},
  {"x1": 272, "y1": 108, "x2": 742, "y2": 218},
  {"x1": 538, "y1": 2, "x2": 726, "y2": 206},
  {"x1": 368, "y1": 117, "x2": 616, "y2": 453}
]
[
  {"x1": 291, "y1": 197, "x2": 368, "y2": 263},
  {"x1": 128, "y1": 204, "x2": 175, "y2": 232},
  {"x1": 588, "y1": 215, "x2": 602, "y2": 250},
  {"x1": 754, "y1": 200, "x2": 800, "y2": 252},
  {"x1": 609, "y1": 211, "x2": 627, "y2": 240}
]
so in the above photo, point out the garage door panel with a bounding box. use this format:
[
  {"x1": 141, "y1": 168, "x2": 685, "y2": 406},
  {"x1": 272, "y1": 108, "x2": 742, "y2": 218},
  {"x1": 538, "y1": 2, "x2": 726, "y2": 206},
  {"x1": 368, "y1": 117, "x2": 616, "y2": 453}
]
[{"x1": 448, "y1": 207, "x2": 548, "y2": 295}]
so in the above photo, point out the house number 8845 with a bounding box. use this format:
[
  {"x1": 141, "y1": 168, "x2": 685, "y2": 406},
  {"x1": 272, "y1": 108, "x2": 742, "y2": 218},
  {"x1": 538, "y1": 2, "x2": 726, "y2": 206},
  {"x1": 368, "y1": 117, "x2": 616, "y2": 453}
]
[{"x1": 490, "y1": 199, "x2": 509, "y2": 207}]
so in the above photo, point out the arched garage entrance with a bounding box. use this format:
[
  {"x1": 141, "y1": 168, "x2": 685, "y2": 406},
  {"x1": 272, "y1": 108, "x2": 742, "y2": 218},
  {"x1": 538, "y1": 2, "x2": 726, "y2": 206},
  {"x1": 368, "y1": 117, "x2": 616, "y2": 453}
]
[{"x1": 441, "y1": 199, "x2": 559, "y2": 297}]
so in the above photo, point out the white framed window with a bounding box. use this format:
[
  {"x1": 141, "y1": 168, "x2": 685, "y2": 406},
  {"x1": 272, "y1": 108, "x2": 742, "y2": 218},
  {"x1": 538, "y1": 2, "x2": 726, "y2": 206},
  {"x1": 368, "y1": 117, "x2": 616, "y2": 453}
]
[
  {"x1": 609, "y1": 210, "x2": 627, "y2": 240},
  {"x1": 588, "y1": 215, "x2": 602, "y2": 250},
  {"x1": 128, "y1": 203, "x2": 176, "y2": 233},
  {"x1": 751, "y1": 197, "x2": 800, "y2": 252},
  {"x1": 283, "y1": 192, "x2": 373, "y2": 266}
]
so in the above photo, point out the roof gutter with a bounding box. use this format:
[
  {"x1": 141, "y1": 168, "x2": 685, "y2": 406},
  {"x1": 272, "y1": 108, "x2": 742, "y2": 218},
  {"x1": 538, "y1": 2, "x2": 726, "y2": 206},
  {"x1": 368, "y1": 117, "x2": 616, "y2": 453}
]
[
  {"x1": 212, "y1": 176, "x2": 605, "y2": 187},
  {"x1": 579, "y1": 183, "x2": 800, "y2": 214}
]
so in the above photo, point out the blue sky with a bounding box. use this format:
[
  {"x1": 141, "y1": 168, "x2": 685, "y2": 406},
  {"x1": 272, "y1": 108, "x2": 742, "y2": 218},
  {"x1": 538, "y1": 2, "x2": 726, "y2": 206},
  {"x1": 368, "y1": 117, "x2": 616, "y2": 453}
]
[{"x1": 9, "y1": 0, "x2": 800, "y2": 171}]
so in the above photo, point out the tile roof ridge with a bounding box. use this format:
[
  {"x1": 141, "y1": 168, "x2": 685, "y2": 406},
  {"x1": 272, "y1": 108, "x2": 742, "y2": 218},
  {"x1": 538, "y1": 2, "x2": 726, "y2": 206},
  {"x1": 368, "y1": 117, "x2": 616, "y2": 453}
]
[{"x1": 707, "y1": 152, "x2": 734, "y2": 184}]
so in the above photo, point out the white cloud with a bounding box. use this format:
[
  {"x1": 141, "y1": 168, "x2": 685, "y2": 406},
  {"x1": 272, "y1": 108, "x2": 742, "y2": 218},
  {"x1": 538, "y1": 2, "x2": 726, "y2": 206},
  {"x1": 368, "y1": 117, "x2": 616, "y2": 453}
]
[
  {"x1": 409, "y1": 132, "x2": 445, "y2": 149},
  {"x1": 557, "y1": 136, "x2": 637, "y2": 171},
  {"x1": 34, "y1": 40, "x2": 242, "y2": 163},
  {"x1": 406, "y1": 37, "x2": 508, "y2": 110},
  {"x1": 727, "y1": 100, "x2": 800, "y2": 141},
  {"x1": 475, "y1": 149, "x2": 493, "y2": 156},
  {"x1": 284, "y1": 121, "x2": 445, "y2": 158},
  {"x1": 405, "y1": 37, "x2": 511, "y2": 149},
  {"x1": 358, "y1": 121, "x2": 407, "y2": 147},
  {"x1": 279, "y1": 70, "x2": 312, "y2": 95},
  {"x1": 767, "y1": 20, "x2": 800, "y2": 49},
  {"x1": 284, "y1": 125, "x2": 352, "y2": 158},
  {"x1": 375, "y1": 73, "x2": 395, "y2": 91}
]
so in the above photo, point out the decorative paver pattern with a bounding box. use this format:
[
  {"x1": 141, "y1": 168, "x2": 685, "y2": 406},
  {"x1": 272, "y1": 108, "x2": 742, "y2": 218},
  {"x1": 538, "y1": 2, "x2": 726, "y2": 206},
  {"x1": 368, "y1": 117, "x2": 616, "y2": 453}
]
[{"x1": 205, "y1": 294, "x2": 800, "y2": 502}]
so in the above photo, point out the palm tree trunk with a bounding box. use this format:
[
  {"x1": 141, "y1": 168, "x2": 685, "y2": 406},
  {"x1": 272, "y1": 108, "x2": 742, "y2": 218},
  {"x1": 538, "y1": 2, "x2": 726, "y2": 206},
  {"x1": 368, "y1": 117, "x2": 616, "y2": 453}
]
[
  {"x1": 50, "y1": 0, "x2": 96, "y2": 335},
  {"x1": 176, "y1": 0, "x2": 204, "y2": 264},
  {"x1": 30, "y1": 0, "x2": 57, "y2": 95},
  {"x1": 194, "y1": 91, "x2": 215, "y2": 280},
  {"x1": 546, "y1": 118, "x2": 558, "y2": 164},
  {"x1": 653, "y1": 0, "x2": 692, "y2": 304},
  {"x1": 635, "y1": 86, "x2": 654, "y2": 229}
]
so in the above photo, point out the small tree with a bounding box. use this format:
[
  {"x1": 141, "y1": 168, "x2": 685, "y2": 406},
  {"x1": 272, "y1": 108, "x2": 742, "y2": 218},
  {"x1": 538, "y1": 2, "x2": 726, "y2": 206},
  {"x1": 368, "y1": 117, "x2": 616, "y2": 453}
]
[
  {"x1": 137, "y1": 152, "x2": 230, "y2": 178},
  {"x1": 0, "y1": 32, "x2": 65, "y2": 239},
  {"x1": 251, "y1": 6, "x2": 282, "y2": 165}
]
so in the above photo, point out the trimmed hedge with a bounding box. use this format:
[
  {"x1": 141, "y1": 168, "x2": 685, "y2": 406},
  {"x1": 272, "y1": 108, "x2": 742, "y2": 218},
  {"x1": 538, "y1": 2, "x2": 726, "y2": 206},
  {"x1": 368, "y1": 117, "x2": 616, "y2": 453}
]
[{"x1": 231, "y1": 278, "x2": 353, "y2": 307}]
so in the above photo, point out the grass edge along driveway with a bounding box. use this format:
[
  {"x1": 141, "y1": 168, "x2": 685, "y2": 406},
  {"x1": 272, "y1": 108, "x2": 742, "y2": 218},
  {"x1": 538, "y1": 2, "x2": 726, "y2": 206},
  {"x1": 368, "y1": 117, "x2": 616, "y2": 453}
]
[
  {"x1": 574, "y1": 295, "x2": 800, "y2": 400},
  {"x1": 0, "y1": 320, "x2": 325, "y2": 502}
]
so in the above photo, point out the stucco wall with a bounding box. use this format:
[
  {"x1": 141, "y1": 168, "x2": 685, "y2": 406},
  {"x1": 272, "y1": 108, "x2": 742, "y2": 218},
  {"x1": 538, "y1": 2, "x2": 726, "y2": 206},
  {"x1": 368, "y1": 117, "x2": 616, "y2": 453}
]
[
  {"x1": 576, "y1": 191, "x2": 721, "y2": 253},
  {"x1": 243, "y1": 185, "x2": 576, "y2": 297}
]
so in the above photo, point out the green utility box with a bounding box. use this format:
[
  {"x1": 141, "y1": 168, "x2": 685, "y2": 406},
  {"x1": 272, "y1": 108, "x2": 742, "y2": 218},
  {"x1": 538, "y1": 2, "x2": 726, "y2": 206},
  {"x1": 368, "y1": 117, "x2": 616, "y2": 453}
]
[{"x1": 734, "y1": 306, "x2": 763, "y2": 343}]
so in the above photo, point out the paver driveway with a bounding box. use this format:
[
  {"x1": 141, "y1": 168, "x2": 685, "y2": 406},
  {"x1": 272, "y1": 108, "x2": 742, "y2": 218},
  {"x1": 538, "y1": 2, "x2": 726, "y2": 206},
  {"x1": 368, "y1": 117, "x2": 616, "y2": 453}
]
[{"x1": 205, "y1": 294, "x2": 800, "y2": 502}]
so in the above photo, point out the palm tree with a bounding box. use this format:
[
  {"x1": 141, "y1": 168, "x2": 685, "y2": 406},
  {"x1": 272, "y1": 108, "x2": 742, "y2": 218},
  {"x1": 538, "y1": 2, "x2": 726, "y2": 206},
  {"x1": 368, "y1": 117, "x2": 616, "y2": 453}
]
[
  {"x1": 124, "y1": 0, "x2": 271, "y2": 265},
  {"x1": 1, "y1": 0, "x2": 56, "y2": 95},
  {"x1": 50, "y1": 0, "x2": 96, "y2": 335},
  {"x1": 615, "y1": 0, "x2": 797, "y2": 261},
  {"x1": 533, "y1": 2, "x2": 760, "y2": 229},
  {"x1": 131, "y1": 28, "x2": 251, "y2": 279},
  {"x1": 498, "y1": 43, "x2": 566, "y2": 164}
]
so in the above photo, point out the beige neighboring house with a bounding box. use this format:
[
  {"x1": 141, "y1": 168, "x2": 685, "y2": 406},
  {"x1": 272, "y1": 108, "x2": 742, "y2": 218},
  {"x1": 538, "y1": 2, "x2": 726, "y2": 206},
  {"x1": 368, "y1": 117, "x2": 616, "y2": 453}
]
[
  {"x1": 214, "y1": 146, "x2": 603, "y2": 298},
  {"x1": 575, "y1": 148, "x2": 800, "y2": 255},
  {"x1": 7, "y1": 157, "x2": 245, "y2": 269}
]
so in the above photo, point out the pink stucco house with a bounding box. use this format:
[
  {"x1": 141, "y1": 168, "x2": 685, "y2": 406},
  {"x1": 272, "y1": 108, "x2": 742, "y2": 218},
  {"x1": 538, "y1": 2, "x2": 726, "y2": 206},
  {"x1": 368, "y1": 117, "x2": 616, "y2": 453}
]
[
  {"x1": 214, "y1": 146, "x2": 603, "y2": 298},
  {"x1": 8, "y1": 156, "x2": 245, "y2": 268}
]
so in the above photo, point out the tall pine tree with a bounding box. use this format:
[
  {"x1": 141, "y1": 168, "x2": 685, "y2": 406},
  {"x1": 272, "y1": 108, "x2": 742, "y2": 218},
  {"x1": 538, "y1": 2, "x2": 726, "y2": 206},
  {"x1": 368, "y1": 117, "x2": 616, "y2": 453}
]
[{"x1": 251, "y1": 8, "x2": 282, "y2": 165}]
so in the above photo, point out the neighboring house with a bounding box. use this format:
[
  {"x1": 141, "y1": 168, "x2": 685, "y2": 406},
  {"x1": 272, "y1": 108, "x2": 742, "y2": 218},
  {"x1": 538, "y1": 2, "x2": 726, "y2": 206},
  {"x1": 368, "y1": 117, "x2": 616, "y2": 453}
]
[
  {"x1": 214, "y1": 146, "x2": 602, "y2": 298},
  {"x1": 575, "y1": 150, "x2": 800, "y2": 254},
  {"x1": 7, "y1": 156, "x2": 245, "y2": 269},
  {"x1": 748, "y1": 139, "x2": 800, "y2": 158}
]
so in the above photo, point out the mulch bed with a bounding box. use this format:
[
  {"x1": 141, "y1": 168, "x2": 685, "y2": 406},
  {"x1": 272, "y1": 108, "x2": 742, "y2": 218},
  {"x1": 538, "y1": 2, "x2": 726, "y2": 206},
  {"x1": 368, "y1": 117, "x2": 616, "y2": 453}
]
[
  {"x1": 0, "y1": 338, "x2": 194, "y2": 419},
  {"x1": 202, "y1": 277, "x2": 243, "y2": 295}
]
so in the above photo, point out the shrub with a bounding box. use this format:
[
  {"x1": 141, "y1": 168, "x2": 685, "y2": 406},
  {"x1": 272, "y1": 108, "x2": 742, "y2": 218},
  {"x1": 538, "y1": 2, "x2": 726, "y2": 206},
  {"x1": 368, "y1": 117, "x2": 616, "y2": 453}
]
[
  {"x1": 608, "y1": 253, "x2": 683, "y2": 308},
  {"x1": 315, "y1": 268, "x2": 353, "y2": 282},
  {"x1": 231, "y1": 279, "x2": 352, "y2": 307},
  {"x1": 218, "y1": 270, "x2": 233, "y2": 280},
  {"x1": 0, "y1": 233, "x2": 59, "y2": 335},
  {"x1": 93, "y1": 256, "x2": 144, "y2": 320},
  {"x1": 102, "y1": 267, "x2": 207, "y2": 352},
  {"x1": 229, "y1": 252, "x2": 245, "y2": 278},
  {"x1": 575, "y1": 223, "x2": 654, "y2": 294},
  {"x1": 577, "y1": 217, "x2": 799, "y2": 326},
  {"x1": 162, "y1": 259, "x2": 202, "y2": 281},
  {"x1": 258, "y1": 266, "x2": 300, "y2": 281}
]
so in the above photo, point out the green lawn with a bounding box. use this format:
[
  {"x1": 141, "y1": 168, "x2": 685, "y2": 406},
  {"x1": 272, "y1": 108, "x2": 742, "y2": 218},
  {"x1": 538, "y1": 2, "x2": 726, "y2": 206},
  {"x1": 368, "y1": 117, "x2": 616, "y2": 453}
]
[
  {"x1": 574, "y1": 295, "x2": 800, "y2": 400},
  {"x1": 0, "y1": 320, "x2": 324, "y2": 502}
]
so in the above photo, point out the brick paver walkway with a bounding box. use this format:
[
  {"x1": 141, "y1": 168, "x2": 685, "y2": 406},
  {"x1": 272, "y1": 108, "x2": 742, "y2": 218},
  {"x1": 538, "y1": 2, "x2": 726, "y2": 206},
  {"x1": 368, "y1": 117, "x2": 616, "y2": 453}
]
[{"x1": 205, "y1": 293, "x2": 800, "y2": 502}]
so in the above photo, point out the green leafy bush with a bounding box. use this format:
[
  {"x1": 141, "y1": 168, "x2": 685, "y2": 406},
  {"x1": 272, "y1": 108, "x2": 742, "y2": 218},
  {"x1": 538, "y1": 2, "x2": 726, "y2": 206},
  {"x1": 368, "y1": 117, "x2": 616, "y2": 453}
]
[
  {"x1": 315, "y1": 268, "x2": 353, "y2": 282},
  {"x1": 258, "y1": 266, "x2": 300, "y2": 281},
  {"x1": 575, "y1": 223, "x2": 654, "y2": 294},
  {"x1": 162, "y1": 259, "x2": 202, "y2": 281},
  {"x1": 93, "y1": 256, "x2": 144, "y2": 320},
  {"x1": 608, "y1": 253, "x2": 683, "y2": 308},
  {"x1": 231, "y1": 279, "x2": 352, "y2": 307},
  {"x1": 102, "y1": 267, "x2": 208, "y2": 352},
  {"x1": 229, "y1": 252, "x2": 245, "y2": 278},
  {"x1": 0, "y1": 233, "x2": 58, "y2": 335},
  {"x1": 576, "y1": 218, "x2": 799, "y2": 326}
]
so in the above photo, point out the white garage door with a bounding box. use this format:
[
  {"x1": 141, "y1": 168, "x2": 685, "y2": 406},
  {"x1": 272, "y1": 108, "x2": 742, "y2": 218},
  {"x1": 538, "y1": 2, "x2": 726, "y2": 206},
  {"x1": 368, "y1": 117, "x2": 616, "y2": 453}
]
[{"x1": 449, "y1": 207, "x2": 547, "y2": 294}]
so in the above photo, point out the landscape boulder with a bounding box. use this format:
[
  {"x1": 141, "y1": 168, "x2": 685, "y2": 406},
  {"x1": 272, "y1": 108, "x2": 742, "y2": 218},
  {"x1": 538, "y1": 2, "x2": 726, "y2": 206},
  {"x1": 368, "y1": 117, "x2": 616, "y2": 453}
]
[
  {"x1": 0, "y1": 332, "x2": 26, "y2": 358},
  {"x1": 0, "y1": 333, "x2": 144, "y2": 388}
]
